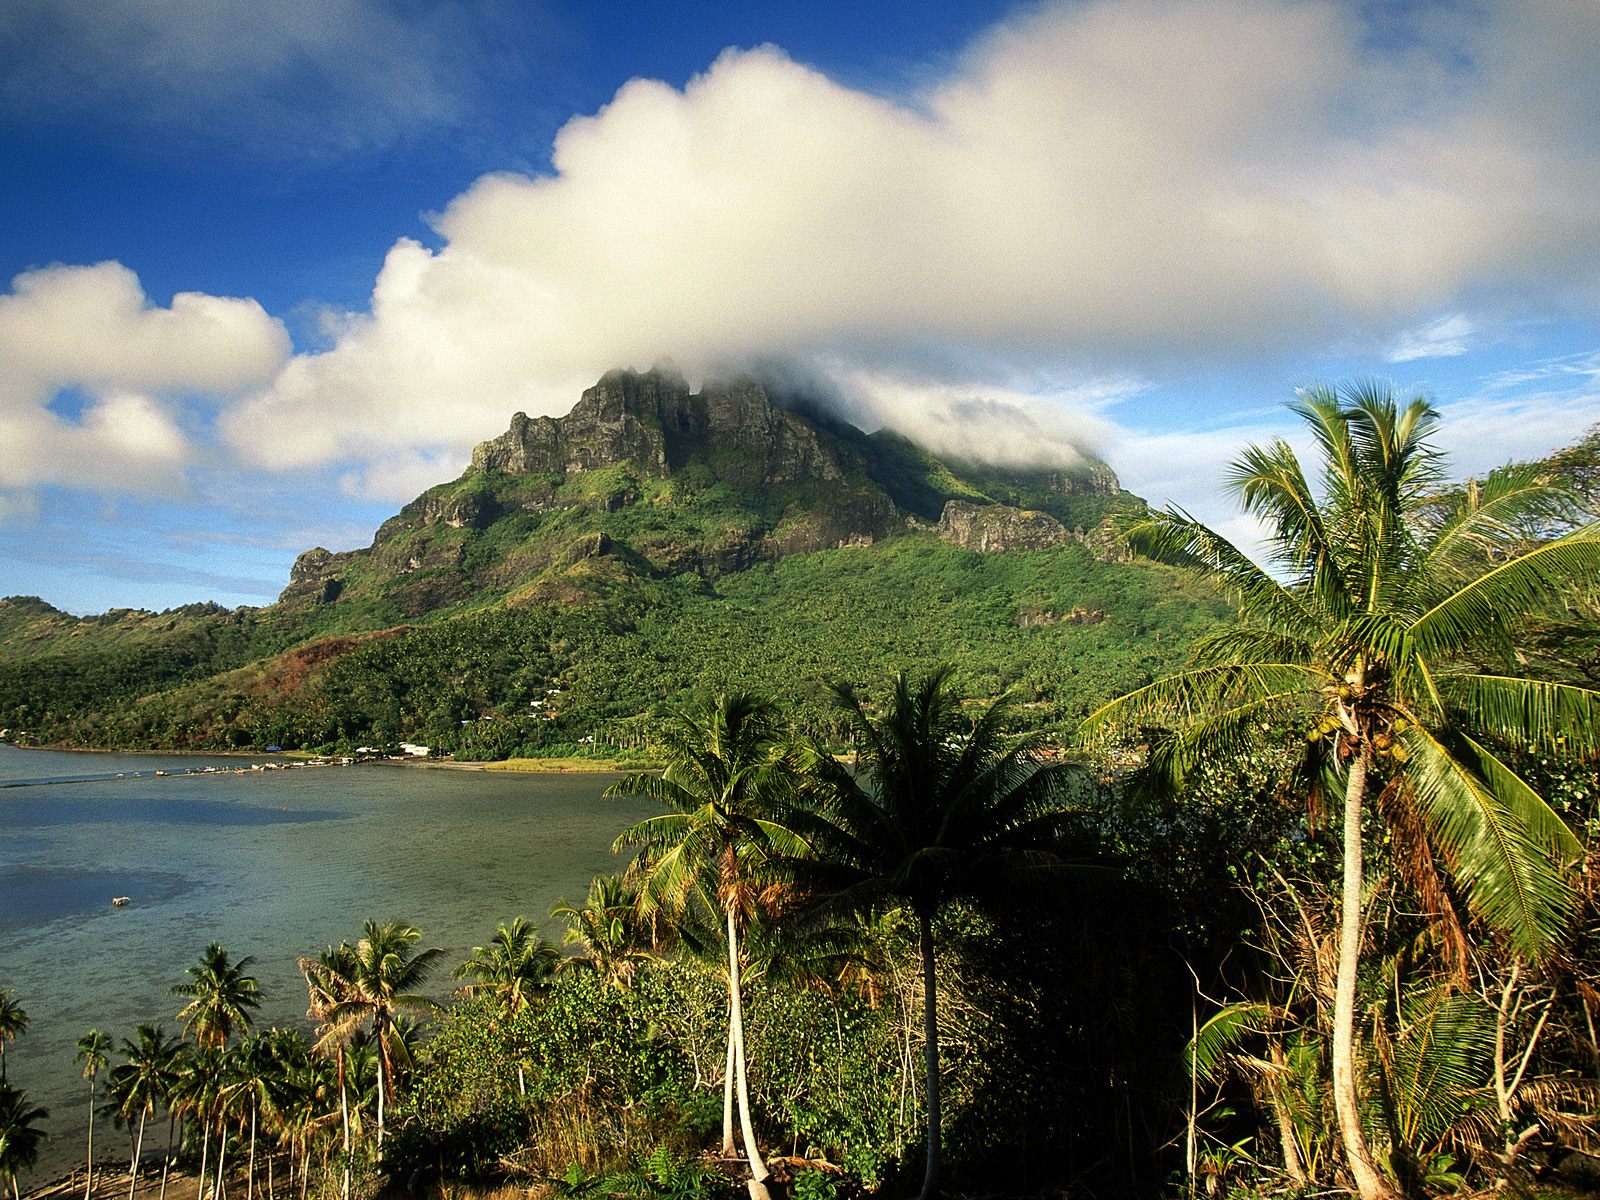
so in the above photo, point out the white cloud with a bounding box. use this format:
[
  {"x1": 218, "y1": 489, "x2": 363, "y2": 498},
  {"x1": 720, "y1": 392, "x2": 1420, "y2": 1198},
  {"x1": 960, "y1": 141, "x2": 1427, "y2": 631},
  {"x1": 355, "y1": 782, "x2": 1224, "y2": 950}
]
[
  {"x1": 836, "y1": 371, "x2": 1132, "y2": 470},
  {"x1": 0, "y1": 262, "x2": 290, "y2": 496},
  {"x1": 215, "y1": 0, "x2": 1600, "y2": 483},
  {"x1": 1388, "y1": 314, "x2": 1475, "y2": 363}
]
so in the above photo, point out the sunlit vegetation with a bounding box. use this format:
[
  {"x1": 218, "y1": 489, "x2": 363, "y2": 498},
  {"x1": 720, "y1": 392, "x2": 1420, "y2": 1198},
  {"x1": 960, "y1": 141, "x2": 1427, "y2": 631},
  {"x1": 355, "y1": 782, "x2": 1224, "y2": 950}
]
[{"x1": 1, "y1": 407, "x2": 1597, "y2": 1199}]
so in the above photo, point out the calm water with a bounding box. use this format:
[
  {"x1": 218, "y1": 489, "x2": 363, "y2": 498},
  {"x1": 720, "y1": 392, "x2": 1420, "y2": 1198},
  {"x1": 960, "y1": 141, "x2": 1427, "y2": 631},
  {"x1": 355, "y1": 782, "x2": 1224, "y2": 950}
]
[{"x1": 0, "y1": 744, "x2": 652, "y2": 1180}]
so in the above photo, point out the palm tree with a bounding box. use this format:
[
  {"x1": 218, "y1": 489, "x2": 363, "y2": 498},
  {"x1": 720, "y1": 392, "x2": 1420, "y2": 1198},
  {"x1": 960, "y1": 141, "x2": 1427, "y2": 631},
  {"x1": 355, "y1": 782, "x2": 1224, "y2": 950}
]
[
  {"x1": 173, "y1": 945, "x2": 261, "y2": 1051},
  {"x1": 297, "y1": 946, "x2": 361, "y2": 1200},
  {"x1": 168, "y1": 1047, "x2": 222, "y2": 1200},
  {"x1": 106, "y1": 1025, "x2": 179, "y2": 1200},
  {"x1": 608, "y1": 692, "x2": 805, "y2": 1198},
  {"x1": 795, "y1": 666, "x2": 1075, "y2": 1200},
  {"x1": 76, "y1": 1029, "x2": 113, "y2": 1200},
  {"x1": 312, "y1": 922, "x2": 441, "y2": 1152},
  {"x1": 1081, "y1": 384, "x2": 1600, "y2": 1200},
  {"x1": 0, "y1": 991, "x2": 27, "y2": 1086},
  {"x1": 451, "y1": 917, "x2": 560, "y2": 1015},
  {"x1": 0, "y1": 1085, "x2": 49, "y2": 1200},
  {"x1": 551, "y1": 872, "x2": 661, "y2": 989}
]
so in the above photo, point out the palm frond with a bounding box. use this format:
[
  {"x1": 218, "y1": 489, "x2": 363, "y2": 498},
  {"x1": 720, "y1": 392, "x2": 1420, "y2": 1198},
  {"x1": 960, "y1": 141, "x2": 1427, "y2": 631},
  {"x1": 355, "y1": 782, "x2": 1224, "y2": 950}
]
[
  {"x1": 1410, "y1": 533, "x2": 1600, "y2": 660},
  {"x1": 1435, "y1": 673, "x2": 1600, "y2": 758},
  {"x1": 1120, "y1": 507, "x2": 1313, "y2": 628},
  {"x1": 1402, "y1": 726, "x2": 1580, "y2": 960},
  {"x1": 1187, "y1": 1000, "x2": 1276, "y2": 1082}
]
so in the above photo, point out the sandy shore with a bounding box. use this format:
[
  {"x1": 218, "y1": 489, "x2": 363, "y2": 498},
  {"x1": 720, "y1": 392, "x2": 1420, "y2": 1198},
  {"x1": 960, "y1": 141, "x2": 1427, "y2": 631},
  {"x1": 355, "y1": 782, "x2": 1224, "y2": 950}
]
[{"x1": 26, "y1": 1164, "x2": 202, "y2": 1200}]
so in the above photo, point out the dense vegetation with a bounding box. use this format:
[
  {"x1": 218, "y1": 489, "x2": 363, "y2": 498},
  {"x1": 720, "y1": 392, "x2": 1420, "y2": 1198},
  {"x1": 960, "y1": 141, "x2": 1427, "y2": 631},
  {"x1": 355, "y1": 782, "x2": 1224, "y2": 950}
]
[
  {"x1": 0, "y1": 536, "x2": 1224, "y2": 757},
  {"x1": 2, "y1": 402, "x2": 1597, "y2": 1200}
]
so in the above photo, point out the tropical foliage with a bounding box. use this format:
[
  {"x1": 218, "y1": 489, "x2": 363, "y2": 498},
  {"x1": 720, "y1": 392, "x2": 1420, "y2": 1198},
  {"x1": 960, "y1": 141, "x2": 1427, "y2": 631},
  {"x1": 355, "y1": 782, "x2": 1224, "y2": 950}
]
[
  {"x1": 1084, "y1": 387, "x2": 1600, "y2": 1198},
  {"x1": 3, "y1": 405, "x2": 1597, "y2": 1200}
]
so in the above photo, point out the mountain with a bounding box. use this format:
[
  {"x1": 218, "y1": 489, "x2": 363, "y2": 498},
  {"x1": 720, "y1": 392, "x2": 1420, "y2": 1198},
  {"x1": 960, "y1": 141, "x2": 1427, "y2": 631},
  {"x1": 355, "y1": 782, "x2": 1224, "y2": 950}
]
[
  {"x1": 0, "y1": 369, "x2": 1226, "y2": 756},
  {"x1": 275, "y1": 367, "x2": 1128, "y2": 624}
]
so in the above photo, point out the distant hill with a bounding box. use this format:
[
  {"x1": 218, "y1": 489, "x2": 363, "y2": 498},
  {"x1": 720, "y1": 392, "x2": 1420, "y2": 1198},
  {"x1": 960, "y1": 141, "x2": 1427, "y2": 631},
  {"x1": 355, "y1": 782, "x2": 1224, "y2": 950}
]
[{"x1": 0, "y1": 369, "x2": 1228, "y2": 756}]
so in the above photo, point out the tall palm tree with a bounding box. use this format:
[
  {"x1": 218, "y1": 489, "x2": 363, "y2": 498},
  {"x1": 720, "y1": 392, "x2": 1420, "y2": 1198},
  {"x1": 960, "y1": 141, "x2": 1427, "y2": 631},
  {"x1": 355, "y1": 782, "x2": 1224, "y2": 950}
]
[
  {"x1": 795, "y1": 666, "x2": 1074, "y2": 1200},
  {"x1": 297, "y1": 946, "x2": 361, "y2": 1200},
  {"x1": 168, "y1": 1047, "x2": 223, "y2": 1200},
  {"x1": 173, "y1": 945, "x2": 261, "y2": 1052},
  {"x1": 1081, "y1": 384, "x2": 1600, "y2": 1200},
  {"x1": 0, "y1": 991, "x2": 26, "y2": 1086},
  {"x1": 0, "y1": 1085, "x2": 49, "y2": 1200},
  {"x1": 106, "y1": 1025, "x2": 179, "y2": 1200},
  {"x1": 608, "y1": 692, "x2": 805, "y2": 1199},
  {"x1": 451, "y1": 917, "x2": 560, "y2": 1016},
  {"x1": 313, "y1": 921, "x2": 441, "y2": 1152},
  {"x1": 76, "y1": 1029, "x2": 112, "y2": 1200},
  {"x1": 551, "y1": 872, "x2": 661, "y2": 989}
]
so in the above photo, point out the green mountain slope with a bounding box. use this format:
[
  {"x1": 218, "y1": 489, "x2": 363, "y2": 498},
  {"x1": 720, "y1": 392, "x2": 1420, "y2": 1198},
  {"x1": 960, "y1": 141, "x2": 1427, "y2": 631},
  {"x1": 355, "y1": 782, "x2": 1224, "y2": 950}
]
[{"x1": 0, "y1": 368, "x2": 1226, "y2": 754}]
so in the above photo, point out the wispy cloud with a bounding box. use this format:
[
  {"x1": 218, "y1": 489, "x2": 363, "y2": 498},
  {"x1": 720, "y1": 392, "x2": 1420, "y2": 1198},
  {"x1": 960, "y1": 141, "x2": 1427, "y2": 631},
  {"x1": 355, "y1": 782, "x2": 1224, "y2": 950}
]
[
  {"x1": 0, "y1": 0, "x2": 523, "y2": 161},
  {"x1": 1387, "y1": 314, "x2": 1474, "y2": 363}
]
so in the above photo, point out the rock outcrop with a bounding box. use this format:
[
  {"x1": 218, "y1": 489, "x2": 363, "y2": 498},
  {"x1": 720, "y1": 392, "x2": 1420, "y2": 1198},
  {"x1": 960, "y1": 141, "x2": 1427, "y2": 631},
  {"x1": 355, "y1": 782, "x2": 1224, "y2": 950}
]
[
  {"x1": 471, "y1": 368, "x2": 851, "y2": 489},
  {"x1": 934, "y1": 500, "x2": 1071, "y2": 553},
  {"x1": 278, "y1": 548, "x2": 346, "y2": 605}
]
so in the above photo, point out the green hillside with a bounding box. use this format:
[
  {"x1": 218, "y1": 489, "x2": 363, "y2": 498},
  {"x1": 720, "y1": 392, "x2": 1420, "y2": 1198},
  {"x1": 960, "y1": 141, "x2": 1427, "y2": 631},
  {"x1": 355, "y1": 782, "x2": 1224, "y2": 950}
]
[{"x1": 0, "y1": 369, "x2": 1225, "y2": 755}]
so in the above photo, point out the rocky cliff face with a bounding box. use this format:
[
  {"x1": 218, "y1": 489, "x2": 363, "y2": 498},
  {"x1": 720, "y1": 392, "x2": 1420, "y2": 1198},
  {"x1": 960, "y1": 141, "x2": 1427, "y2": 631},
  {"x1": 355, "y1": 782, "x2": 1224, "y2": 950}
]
[
  {"x1": 934, "y1": 500, "x2": 1071, "y2": 552},
  {"x1": 471, "y1": 368, "x2": 850, "y2": 488}
]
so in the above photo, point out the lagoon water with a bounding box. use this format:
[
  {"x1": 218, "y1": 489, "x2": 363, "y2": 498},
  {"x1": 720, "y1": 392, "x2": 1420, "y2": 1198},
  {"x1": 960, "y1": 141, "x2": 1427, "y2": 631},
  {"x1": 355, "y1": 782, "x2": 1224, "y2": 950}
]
[{"x1": 0, "y1": 743, "x2": 652, "y2": 1180}]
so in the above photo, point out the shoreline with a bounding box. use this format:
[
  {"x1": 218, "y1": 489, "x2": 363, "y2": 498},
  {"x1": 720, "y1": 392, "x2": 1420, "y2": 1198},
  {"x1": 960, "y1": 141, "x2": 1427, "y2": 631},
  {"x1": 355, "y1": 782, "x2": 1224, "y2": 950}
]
[{"x1": 0, "y1": 741, "x2": 650, "y2": 774}]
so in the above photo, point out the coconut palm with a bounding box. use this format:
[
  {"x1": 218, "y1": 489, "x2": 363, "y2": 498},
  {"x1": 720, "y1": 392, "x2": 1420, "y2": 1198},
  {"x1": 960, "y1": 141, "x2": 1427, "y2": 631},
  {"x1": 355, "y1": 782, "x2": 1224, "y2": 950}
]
[
  {"x1": 1081, "y1": 384, "x2": 1600, "y2": 1200},
  {"x1": 312, "y1": 921, "x2": 441, "y2": 1152},
  {"x1": 173, "y1": 945, "x2": 261, "y2": 1051},
  {"x1": 608, "y1": 692, "x2": 806, "y2": 1198},
  {"x1": 551, "y1": 872, "x2": 662, "y2": 989},
  {"x1": 0, "y1": 1085, "x2": 49, "y2": 1200},
  {"x1": 76, "y1": 1029, "x2": 112, "y2": 1200},
  {"x1": 168, "y1": 1046, "x2": 223, "y2": 1200},
  {"x1": 451, "y1": 917, "x2": 560, "y2": 1016},
  {"x1": 0, "y1": 991, "x2": 26, "y2": 1086},
  {"x1": 795, "y1": 665, "x2": 1075, "y2": 1200},
  {"x1": 296, "y1": 945, "x2": 362, "y2": 1200},
  {"x1": 106, "y1": 1025, "x2": 179, "y2": 1200}
]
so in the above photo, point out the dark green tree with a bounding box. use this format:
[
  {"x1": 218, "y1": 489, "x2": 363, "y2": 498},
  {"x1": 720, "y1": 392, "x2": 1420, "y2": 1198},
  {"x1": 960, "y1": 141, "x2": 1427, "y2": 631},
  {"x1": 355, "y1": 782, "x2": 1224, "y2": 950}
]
[
  {"x1": 0, "y1": 1085, "x2": 48, "y2": 1200},
  {"x1": 0, "y1": 991, "x2": 26, "y2": 1086},
  {"x1": 451, "y1": 918, "x2": 560, "y2": 1016},
  {"x1": 796, "y1": 665, "x2": 1074, "y2": 1200}
]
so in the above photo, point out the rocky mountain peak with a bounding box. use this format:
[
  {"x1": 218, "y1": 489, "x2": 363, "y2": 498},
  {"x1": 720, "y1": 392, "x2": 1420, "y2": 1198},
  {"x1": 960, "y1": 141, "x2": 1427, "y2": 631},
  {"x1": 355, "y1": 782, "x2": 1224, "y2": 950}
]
[{"x1": 469, "y1": 367, "x2": 847, "y2": 487}]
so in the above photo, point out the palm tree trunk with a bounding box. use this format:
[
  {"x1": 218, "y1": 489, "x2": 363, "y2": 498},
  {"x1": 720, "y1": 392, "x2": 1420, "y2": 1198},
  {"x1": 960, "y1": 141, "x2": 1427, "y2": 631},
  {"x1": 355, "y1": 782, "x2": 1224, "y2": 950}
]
[
  {"x1": 722, "y1": 1020, "x2": 737, "y2": 1157},
  {"x1": 159, "y1": 1116, "x2": 174, "y2": 1200},
  {"x1": 917, "y1": 910, "x2": 941, "y2": 1200},
  {"x1": 1332, "y1": 743, "x2": 1396, "y2": 1200},
  {"x1": 215, "y1": 1127, "x2": 228, "y2": 1200},
  {"x1": 338, "y1": 1051, "x2": 350, "y2": 1200},
  {"x1": 246, "y1": 1102, "x2": 257, "y2": 1200},
  {"x1": 128, "y1": 1110, "x2": 148, "y2": 1200},
  {"x1": 86, "y1": 1081, "x2": 96, "y2": 1200},
  {"x1": 725, "y1": 910, "x2": 770, "y2": 1195},
  {"x1": 1268, "y1": 1040, "x2": 1308, "y2": 1186},
  {"x1": 196, "y1": 1121, "x2": 210, "y2": 1200},
  {"x1": 376, "y1": 1043, "x2": 387, "y2": 1155}
]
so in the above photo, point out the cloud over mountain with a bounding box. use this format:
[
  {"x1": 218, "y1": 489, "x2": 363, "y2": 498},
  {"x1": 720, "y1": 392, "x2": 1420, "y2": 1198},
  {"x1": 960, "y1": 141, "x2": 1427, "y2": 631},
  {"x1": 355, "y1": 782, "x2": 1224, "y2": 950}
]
[{"x1": 214, "y1": 0, "x2": 1600, "y2": 494}]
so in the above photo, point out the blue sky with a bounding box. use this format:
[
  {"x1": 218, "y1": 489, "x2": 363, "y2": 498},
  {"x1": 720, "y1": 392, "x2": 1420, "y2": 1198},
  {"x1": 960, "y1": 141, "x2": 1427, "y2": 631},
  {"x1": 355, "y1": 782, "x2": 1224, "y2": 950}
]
[{"x1": 2, "y1": 0, "x2": 1598, "y2": 614}]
